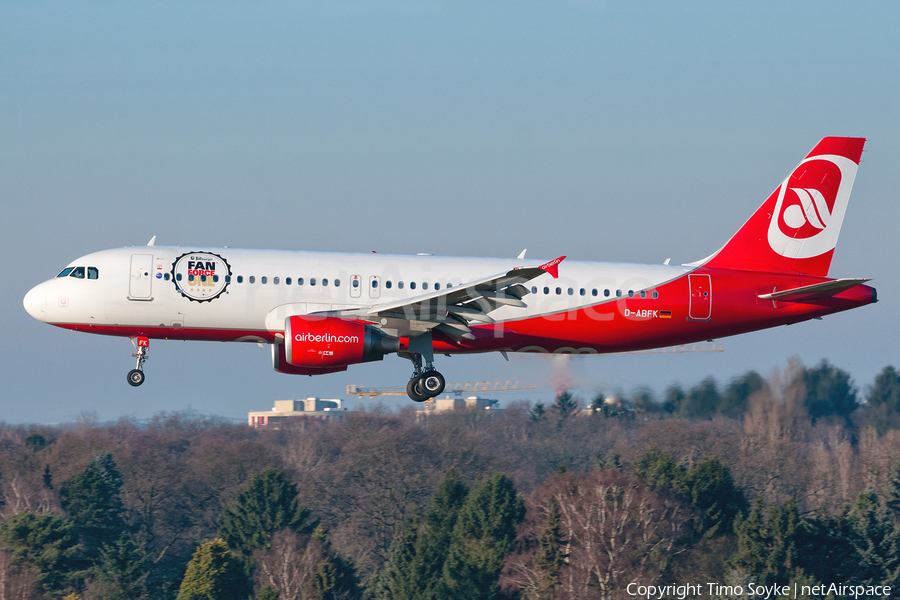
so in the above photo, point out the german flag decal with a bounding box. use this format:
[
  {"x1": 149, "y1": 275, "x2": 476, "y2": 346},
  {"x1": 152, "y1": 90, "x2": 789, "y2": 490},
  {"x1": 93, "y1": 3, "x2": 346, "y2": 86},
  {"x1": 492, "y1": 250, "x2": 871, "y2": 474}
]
[{"x1": 659, "y1": 310, "x2": 672, "y2": 319}]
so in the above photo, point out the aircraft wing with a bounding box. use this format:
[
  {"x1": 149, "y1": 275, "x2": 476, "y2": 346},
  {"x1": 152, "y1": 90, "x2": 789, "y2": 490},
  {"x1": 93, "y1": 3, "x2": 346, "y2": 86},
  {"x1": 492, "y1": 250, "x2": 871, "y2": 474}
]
[
  {"x1": 758, "y1": 278, "x2": 871, "y2": 302},
  {"x1": 335, "y1": 256, "x2": 565, "y2": 340}
]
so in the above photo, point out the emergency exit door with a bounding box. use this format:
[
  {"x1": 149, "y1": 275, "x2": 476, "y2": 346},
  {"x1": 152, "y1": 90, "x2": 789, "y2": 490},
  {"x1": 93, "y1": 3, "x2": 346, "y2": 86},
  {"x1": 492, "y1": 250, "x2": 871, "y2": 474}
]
[
  {"x1": 688, "y1": 274, "x2": 711, "y2": 320},
  {"x1": 129, "y1": 254, "x2": 153, "y2": 300}
]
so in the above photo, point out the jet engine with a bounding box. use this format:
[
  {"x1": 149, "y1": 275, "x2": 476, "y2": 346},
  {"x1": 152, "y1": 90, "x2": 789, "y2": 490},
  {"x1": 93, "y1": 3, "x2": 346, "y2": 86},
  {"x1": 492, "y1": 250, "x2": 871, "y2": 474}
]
[{"x1": 281, "y1": 316, "x2": 399, "y2": 370}]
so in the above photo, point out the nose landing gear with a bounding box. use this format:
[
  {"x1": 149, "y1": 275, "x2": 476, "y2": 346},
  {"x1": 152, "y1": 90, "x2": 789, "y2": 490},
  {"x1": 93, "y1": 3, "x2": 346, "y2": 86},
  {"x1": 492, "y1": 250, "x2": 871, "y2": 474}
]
[{"x1": 127, "y1": 336, "x2": 149, "y2": 387}]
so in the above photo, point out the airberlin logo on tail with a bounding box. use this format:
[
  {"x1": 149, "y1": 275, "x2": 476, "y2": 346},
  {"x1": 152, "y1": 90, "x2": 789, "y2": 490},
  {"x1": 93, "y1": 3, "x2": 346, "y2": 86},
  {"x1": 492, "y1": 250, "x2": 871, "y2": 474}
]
[
  {"x1": 767, "y1": 154, "x2": 858, "y2": 259},
  {"x1": 295, "y1": 333, "x2": 360, "y2": 344}
]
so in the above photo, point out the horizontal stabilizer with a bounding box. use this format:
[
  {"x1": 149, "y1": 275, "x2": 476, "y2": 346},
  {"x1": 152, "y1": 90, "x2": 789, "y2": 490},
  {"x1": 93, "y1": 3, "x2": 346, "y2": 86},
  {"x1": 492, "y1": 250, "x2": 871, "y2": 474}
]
[{"x1": 758, "y1": 278, "x2": 870, "y2": 302}]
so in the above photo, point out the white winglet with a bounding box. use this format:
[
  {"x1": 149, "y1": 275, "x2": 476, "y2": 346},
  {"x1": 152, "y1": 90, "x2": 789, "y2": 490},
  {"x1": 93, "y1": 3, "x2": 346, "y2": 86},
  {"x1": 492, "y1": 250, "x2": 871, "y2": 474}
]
[
  {"x1": 147, "y1": 236, "x2": 157, "y2": 246},
  {"x1": 517, "y1": 249, "x2": 527, "y2": 260}
]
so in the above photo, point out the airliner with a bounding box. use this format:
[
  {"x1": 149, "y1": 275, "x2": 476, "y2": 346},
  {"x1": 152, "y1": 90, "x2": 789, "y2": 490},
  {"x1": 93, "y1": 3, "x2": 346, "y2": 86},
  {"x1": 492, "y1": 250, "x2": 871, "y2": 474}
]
[{"x1": 23, "y1": 137, "x2": 876, "y2": 400}]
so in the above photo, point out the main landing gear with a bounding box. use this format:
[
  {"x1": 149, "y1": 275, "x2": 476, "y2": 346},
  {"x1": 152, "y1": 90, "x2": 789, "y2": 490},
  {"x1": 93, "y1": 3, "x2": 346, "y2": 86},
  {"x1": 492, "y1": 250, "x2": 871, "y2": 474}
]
[
  {"x1": 127, "y1": 336, "x2": 149, "y2": 387},
  {"x1": 402, "y1": 331, "x2": 446, "y2": 402}
]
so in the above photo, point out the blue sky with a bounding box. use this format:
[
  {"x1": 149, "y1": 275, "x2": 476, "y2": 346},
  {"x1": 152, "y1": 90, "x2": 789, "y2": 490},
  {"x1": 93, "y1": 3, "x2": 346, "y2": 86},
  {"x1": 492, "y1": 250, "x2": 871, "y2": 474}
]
[{"x1": 2, "y1": 1, "x2": 898, "y2": 424}]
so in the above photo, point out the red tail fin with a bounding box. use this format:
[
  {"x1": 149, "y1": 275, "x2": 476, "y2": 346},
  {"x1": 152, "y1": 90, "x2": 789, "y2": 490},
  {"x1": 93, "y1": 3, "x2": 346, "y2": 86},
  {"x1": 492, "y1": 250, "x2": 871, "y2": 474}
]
[{"x1": 703, "y1": 137, "x2": 865, "y2": 276}]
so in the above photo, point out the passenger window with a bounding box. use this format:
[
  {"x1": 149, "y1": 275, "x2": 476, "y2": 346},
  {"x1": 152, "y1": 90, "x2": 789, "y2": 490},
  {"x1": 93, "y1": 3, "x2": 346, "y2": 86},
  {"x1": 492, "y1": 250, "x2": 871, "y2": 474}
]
[
  {"x1": 88, "y1": 267, "x2": 99, "y2": 279},
  {"x1": 605, "y1": 289, "x2": 610, "y2": 297},
  {"x1": 334, "y1": 279, "x2": 340, "y2": 287},
  {"x1": 543, "y1": 287, "x2": 549, "y2": 294},
  {"x1": 580, "y1": 288, "x2": 585, "y2": 296},
  {"x1": 177, "y1": 273, "x2": 183, "y2": 281},
  {"x1": 200, "y1": 275, "x2": 207, "y2": 282},
  {"x1": 652, "y1": 291, "x2": 659, "y2": 299},
  {"x1": 410, "y1": 282, "x2": 416, "y2": 290},
  {"x1": 434, "y1": 283, "x2": 440, "y2": 290},
  {"x1": 385, "y1": 281, "x2": 392, "y2": 289},
  {"x1": 57, "y1": 267, "x2": 75, "y2": 278},
  {"x1": 310, "y1": 278, "x2": 316, "y2": 286},
  {"x1": 398, "y1": 281, "x2": 405, "y2": 289},
  {"x1": 640, "y1": 291, "x2": 646, "y2": 298},
  {"x1": 628, "y1": 290, "x2": 634, "y2": 298},
  {"x1": 285, "y1": 277, "x2": 291, "y2": 285},
  {"x1": 371, "y1": 279, "x2": 377, "y2": 288},
  {"x1": 323, "y1": 279, "x2": 328, "y2": 286},
  {"x1": 556, "y1": 287, "x2": 562, "y2": 295},
  {"x1": 592, "y1": 289, "x2": 597, "y2": 296},
  {"x1": 531, "y1": 286, "x2": 537, "y2": 294},
  {"x1": 423, "y1": 282, "x2": 429, "y2": 290},
  {"x1": 616, "y1": 290, "x2": 622, "y2": 297},
  {"x1": 261, "y1": 276, "x2": 267, "y2": 284},
  {"x1": 237, "y1": 275, "x2": 243, "y2": 283},
  {"x1": 274, "y1": 277, "x2": 280, "y2": 285},
  {"x1": 165, "y1": 273, "x2": 171, "y2": 281},
  {"x1": 446, "y1": 283, "x2": 452, "y2": 288},
  {"x1": 70, "y1": 267, "x2": 85, "y2": 279},
  {"x1": 249, "y1": 276, "x2": 256, "y2": 284},
  {"x1": 224, "y1": 275, "x2": 230, "y2": 283},
  {"x1": 298, "y1": 278, "x2": 304, "y2": 285},
  {"x1": 567, "y1": 288, "x2": 573, "y2": 295},
  {"x1": 213, "y1": 275, "x2": 219, "y2": 282},
  {"x1": 353, "y1": 279, "x2": 359, "y2": 288}
]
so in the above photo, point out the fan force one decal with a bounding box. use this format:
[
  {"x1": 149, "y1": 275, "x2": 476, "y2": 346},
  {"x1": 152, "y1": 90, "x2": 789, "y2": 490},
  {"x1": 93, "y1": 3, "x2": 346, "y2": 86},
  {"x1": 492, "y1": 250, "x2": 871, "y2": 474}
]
[
  {"x1": 767, "y1": 154, "x2": 858, "y2": 259},
  {"x1": 171, "y1": 251, "x2": 232, "y2": 302}
]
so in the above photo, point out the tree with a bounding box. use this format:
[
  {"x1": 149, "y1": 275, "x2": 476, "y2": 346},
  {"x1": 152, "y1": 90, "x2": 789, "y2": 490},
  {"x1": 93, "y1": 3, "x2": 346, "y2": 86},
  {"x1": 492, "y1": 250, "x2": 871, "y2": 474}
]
[
  {"x1": 219, "y1": 469, "x2": 315, "y2": 562},
  {"x1": 634, "y1": 449, "x2": 686, "y2": 491},
  {"x1": 0, "y1": 512, "x2": 86, "y2": 597},
  {"x1": 532, "y1": 496, "x2": 565, "y2": 599},
  {"x1": 311, "y1": 527, "x2": 360, "y2": 600},
  {"x1": 720, "y1": 371, "x2": 764, "y2": 418},
  {"x1": 529, "y1": 402, "x2": 546, "y2": 422},
  {"x1": 845, "y1": 490, "x2": 900, "y2": 586},
  {"x1": 552, "y1": 391, "x2": 579, "y2": 420},
  {"x1": 175, "y1": 538, "x2": 250, "y2": 600},
  {"x1": 868, "y1": 366, "x2": 900, "y2": 412},
  {"x1": 730, "y1": 498, "x2": 807, "y2": 585},
  {"x1": 442, "y1": 474, "x2": 525, "y2": 600},
  {"x1": 414, "y1": 469, "x2": 468, "y2": 600},
  {"x1": 59, "y1": 453, "x2": 126, "y2": 561},
  {"x1": 91, "y1": 535, "x2": 149, "y2": 600},
  {"x1": 373, "y1": 516, "x2": 420, "y2": 600},
  {"x1": 800, "y1": 360, "x2": 858, "y2": 420},
  {"x1": 684, "y1": 458, "x2": 747, "y2": 537},
  {"x1": 254, "y1": 529, "x2": 321, "y2": 600}
]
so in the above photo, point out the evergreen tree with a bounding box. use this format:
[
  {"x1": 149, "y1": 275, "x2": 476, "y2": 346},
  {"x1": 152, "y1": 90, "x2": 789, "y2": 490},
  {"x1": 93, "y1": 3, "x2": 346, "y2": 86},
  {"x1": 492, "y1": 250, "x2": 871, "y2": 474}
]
[
  {"x1": 219, "y1": 469, "x2": 315, "y2": 562},
  {"x1": 634, "y1": 450, "x2": 686, "y2": 490},
  {"x1": 720, "y1": 371, "x2": 764, "y2": 417},
  {"x1": 677, "y1": 377, "x2": 722, "y2": 419},
  {"x1": 846, "y1": 490, "x2": 900, "y2": 586},
  {"x1": 60, "y1": 452, "x2": 126, "y2": 560},
  {"x1": 730, "y1": 498, "x2": 806, "y2": 585},
  {"x1": 373, "y1": 513, "x2": 420, "y2": 600},
  {"x1": 529, "y1": 402, "x2": 546, "y2": 422},
  {"x1": 415, "y1": 469, "x2": 469, "y2": 600},
  {"x1": 442, "y1": 474, "x2": 525, "y2": 600},
  {"x1": 0, "y1": 511, "x2": 87, "y2": 597},
  {"x1": 885, "y1": 461, "x2": 900, "y2": 518},
  {"x1": 868, "y1": 366, "x2": 900, "y2": 412},
  {"x1": 533, "y1": 496, "x2": 565, "y2": 599},
  {"x1": 800, "y1": 360, "x2": 858, "y2": 420},
  {"x1": 175, "y1": 538, "x2": 250, "y2": 600},
  {"x1": 311, "y1": 526, "x2": 361, "y2": 600},
  {"x1": 93, "y1": 535, "x2": 149, "y2": 600},
  {"x1": 553, "y1": 391, "x2": 578, "y2": 420},
  {"x1": 684, "y1": 458, "x2": 747, "y2": 537}
]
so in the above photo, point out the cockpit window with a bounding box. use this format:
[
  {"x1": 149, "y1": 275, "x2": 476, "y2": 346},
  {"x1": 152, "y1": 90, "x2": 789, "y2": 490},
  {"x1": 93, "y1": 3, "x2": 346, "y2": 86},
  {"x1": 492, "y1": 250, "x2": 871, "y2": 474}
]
[
  {"x1": 88, "y1": 267, "x2": 99, "y2": 280},
  {"x1": 57, "y1": 267, "x2": 75, "y2": 278},
  {"x1": 70, "y1": 267, "x2": 85, "y2": 279}
]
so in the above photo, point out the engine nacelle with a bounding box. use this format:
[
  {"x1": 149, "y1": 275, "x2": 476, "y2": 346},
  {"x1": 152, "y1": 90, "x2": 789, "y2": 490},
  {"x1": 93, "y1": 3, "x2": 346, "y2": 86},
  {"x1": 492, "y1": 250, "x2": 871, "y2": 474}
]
[{"x1": 283, "y1": 316, "x2": 399, "y2": 369}]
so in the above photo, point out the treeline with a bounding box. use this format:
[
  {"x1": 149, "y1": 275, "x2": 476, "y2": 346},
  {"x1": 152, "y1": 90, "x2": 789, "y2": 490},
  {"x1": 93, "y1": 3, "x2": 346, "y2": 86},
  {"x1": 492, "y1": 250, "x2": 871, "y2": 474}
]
[{"x1": 0, "y1": 360, "x2": 899, "y2": 599}]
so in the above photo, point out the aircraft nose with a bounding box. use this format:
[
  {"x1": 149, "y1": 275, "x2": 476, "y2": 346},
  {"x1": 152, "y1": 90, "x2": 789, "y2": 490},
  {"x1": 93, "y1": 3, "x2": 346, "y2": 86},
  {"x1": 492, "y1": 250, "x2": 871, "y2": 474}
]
[{"x1": 23, "y1": 283, "x2": 47, "y2": 322}]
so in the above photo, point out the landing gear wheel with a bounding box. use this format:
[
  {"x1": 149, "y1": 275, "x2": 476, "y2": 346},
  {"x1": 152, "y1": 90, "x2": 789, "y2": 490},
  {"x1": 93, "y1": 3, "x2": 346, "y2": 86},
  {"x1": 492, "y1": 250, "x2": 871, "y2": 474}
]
[
  {"x1": 127, "y1": 369, "x2": 145, "y2": 387},
  {"x1": 407, "y1": 376, "x2": 431, "y2": 402},
  {"x1": 421, "y1": 371, "x2": 445, "y2": 397}
]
